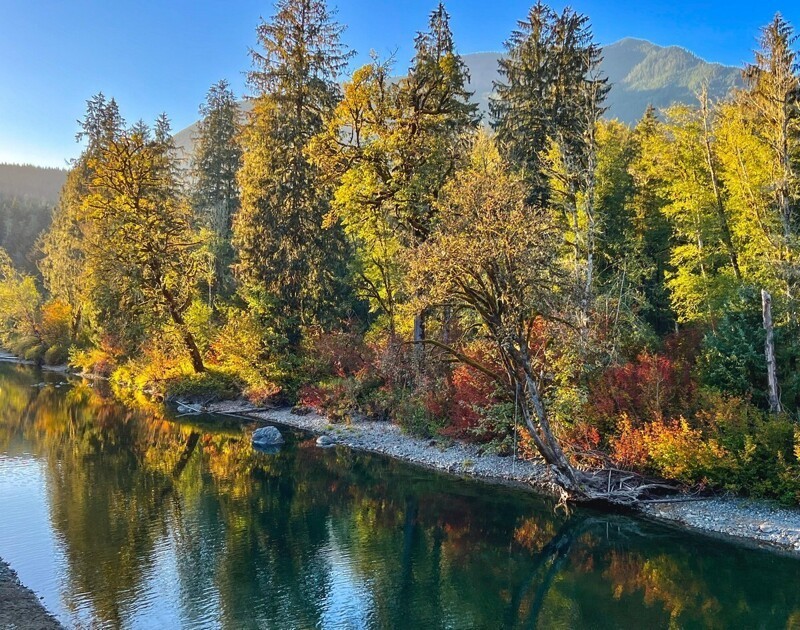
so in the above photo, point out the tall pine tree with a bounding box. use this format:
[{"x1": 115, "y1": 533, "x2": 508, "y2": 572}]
[
  {"x1": 192, "y1": 80, "x2": 242, "y2": 300},
  {"x1": 233, "y1": 0, "x2": 356, "y2": 347}
]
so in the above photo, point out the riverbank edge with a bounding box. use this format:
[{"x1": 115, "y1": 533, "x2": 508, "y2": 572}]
[
  {"x1": 203, "y1": 400, "x2": 800, "y2": 557},
  {"x1": 3, "y1": 351, "x2": 799, "y2": 557},
  {"x1": 0, "y1": 558, "x2": 63, "y2": 629}
]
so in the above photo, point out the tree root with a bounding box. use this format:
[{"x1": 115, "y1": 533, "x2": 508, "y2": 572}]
[{"x1": 549, "y1": 465, "x2": 682, "y2": 511}]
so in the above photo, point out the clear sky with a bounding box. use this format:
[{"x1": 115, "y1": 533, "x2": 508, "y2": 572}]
[{"x1": 1, "y1": 0, "x2": 797, "y2": 168}]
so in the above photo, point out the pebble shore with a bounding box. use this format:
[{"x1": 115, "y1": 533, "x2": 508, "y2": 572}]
[
  {"x1": 0, "y1": 558, "x2": 62, "y2": 629},
  {"x1": 640, "y1": 497, "x2": 800, "y2": 553},
  {"x1": 207, "y1": 400, "x2": 800, "y2": 556}
]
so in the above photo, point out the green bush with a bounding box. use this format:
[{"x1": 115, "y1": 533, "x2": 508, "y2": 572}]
[
  {"x1": 163, "y1": 368, "x2": 243, "y2": 401},
  {"x1": 469, "y1": 402, "x2": 517, "y2": 455},
  {"x1": 693, "y1": 390, "x2": 800, "y2": 502},
  {"x1": 6, "y1": 335, "x2": 44, "y2": 362},
  {"x1": 44, "y1": 344, "x2": 69, "y2": 366},
  {"x1": 395, "y1": 394, "x2": 446, "y2": 438}
]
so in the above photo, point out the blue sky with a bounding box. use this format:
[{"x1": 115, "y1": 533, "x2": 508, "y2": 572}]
[{"x1": 1, "y1": 0, "x2": 797, "y2": 167}]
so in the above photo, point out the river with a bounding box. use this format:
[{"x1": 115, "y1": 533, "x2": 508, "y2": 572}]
[{"x1": 0, "y1": 362, "x2": 798, "y2": 629}]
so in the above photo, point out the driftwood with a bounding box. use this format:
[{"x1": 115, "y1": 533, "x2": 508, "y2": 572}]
[{"x1": 176, "y1": 402, "x2": 203, "y2": 417}]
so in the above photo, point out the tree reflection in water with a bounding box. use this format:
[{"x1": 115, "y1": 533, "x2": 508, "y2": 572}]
[{"x1": 1, "y1": 362, "x2": 799, "y2": 629}]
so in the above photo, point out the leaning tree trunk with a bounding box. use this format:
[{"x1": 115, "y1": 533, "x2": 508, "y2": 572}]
[
  {"x1": 762, "y1": 289, "x2": 782, "y2": 413},
  {"x1": 507, "y1": 339, "x2": 677, "y2": 507},
  {"x1": 161, "y1": 285, "x2": 206, "y2": 374}
]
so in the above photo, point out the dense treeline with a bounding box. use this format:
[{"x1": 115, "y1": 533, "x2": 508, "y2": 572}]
[
  {"x1": 3, "y1": 0, "x2": 800, "y2": 504},
  {"x1": 0, "y1": 193, "x2": 52, "y2": 273}
]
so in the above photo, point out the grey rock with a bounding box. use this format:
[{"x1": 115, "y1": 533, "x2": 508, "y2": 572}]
[
  {"x1": 252, "y1": 426, "x2": 285, "y2": 448},
  {"x1": 316, "y1": 435, "x2": 335, "y2": 448}
]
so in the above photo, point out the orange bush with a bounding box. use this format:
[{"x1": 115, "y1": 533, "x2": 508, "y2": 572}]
[
  {"x1": 610, "y1": 415, "x2": 726, "y2": 484},
  {"x1": 40, "y1": 299, "x2": 72, "y2": 345},
  {"x1": 609, "y1": 415, "x2": 650, "y2": 470}
]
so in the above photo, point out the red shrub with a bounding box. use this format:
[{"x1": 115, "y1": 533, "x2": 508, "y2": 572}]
[
  {"x1": 305, "y1": 327, "x2": 373, "y2": 379},
  {"x1": 297, "y1": 383, "x2": 328, "y2": 411},
  {"x1": 588, "y1": 349, "x2": 695, "y2": 428},
  {"x1": 438, "y1": 363, "x2": 497, "y2": 437},
  {"x1": 440, "y1": 341, "x2": 506, "y2": 439}
]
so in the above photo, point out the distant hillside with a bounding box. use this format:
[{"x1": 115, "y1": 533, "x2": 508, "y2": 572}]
[
  {"x1": 0, "y1": 163, "x2": 67, "y2": 205},
  {"x1": 0, "y1": 164, "x2": 66, "y2": 273},
  {"x1": 174, "y1": 38, "x2": 743, "y2": 159},
  {"x1": 600, "y1": 38, "x2": 742, "y2": 124},
  {"x1": 445, "y1": 38, "x2": 743, "y2": 125}
]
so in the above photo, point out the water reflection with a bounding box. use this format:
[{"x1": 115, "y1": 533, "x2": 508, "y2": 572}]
[{"x1": 0, "y1": 362, "x2": 799, "y2": 629}]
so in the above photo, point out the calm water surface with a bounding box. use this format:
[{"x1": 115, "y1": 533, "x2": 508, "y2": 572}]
[{"x1": 1, "y1": 362, "x2": 799, "y2": 629}]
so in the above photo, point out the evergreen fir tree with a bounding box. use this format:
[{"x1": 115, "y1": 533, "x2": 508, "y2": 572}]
[
  {"x1": 233, "y1": 0, "x2": 356, "y2": 347},
  {"x1": 491, "y1": 1, "x2": 607, "y2": 206},
  {"x1": 193, "y1": 80, "x2": 242, "y2": 299}
]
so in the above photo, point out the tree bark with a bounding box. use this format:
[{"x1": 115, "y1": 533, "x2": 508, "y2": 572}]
[
  {"x1": 413, "y1": 309, "x2": 426, "y2": 377},
  {"x1": 762, "y1": 289, "x2": 782, "y2": 413},
  {"x1": 162, "y1": 285, "x2": 206, "y2": 374}
]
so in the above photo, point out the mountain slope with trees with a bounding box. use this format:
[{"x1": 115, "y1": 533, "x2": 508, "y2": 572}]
[{"x1": 0, "y1": 164, "x2": 66, "y2": 273}]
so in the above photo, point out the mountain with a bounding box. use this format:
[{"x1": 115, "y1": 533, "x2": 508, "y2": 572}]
[
  {"x1": 174, "y1": 38, "x2": 743, "y2": 159},
  {"x1": 600, "y1": 38, "x2": 743, "y2": 124},
  {"x1": 0, "y1": 164, "x2": 67, "y2": 272},
  {"x1": 0, "y1": 163, "x2": 67, "y2": 205}
]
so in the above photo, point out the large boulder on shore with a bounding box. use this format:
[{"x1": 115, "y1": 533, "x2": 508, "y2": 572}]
[
  {"x1": 252, "y1": 426, "x2": 285, "y2": 450},
  {"x1": 316, "y1": 435, "x2": 335, "y2": 448}
]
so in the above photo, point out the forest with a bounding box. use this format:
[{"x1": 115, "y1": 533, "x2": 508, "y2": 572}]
[{"x1": 1, "y1": 0, "x2": 800, "y2": 505}]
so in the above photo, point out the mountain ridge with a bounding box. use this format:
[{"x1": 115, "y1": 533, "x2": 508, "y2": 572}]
[{"x1": 172, "y1": 37, "x2": 743, "y2": 159}]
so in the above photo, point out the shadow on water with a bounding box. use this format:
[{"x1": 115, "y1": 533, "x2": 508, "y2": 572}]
[{"x1": 1, "y1": 362, "x2": 799, "y2": 629}]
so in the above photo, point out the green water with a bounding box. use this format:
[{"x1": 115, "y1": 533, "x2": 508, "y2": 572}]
[{"x1": 0, "y1": 363, "x2": 799, "y2": 629}]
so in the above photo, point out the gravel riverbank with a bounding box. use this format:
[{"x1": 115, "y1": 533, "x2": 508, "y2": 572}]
[
  {"x1": 0, "y1": 558, "x2": 62, "y2": 629},
  {"x1": 205, "y1": 399, "x2": 800, "y2": 556}
]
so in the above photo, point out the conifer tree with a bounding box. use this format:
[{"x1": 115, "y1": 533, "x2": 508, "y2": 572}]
[
  {"x1": 628, "y1": 105, "x2": 675, "y2": 334},
  {"x1": 743, "y1": 14, "x2": 800, "y2": 246},
  {"x1": 233, "y1": 0, "x2": 356, "y2": 347},
  {"x1": 192, "y1": 80, "x2": 242, "y2": 299},
  {"x1": 491, "y1": 2, "x2": 608, "y2": 207}
]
